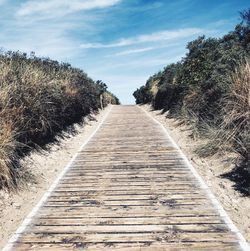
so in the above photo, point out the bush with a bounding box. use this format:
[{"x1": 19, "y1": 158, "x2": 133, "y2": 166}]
[
  {"x1": 133, "y1": 9, "x2": 250, "y2": 190},
  {"x1": 223, "y1": 61, "x2": 250, "y2": 167},
  {"x1": 0, "y1": 51, "x2": 119, "y2": 189}
]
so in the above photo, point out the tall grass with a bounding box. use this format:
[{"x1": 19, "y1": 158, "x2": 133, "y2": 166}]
[
  {"x1": 221, "y1": 61, "x2": 249, "y2": 168},
  {"x1": 196, "y1": 60, "x2": 249, "y2": 158},
  {"x1": 0, "y1": 51, "x2": 119, "y2": 189}
]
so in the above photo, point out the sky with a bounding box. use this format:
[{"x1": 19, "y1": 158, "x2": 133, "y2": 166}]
[{"x1": 0, "y1": 0, "x2": 249, "y2": 104}]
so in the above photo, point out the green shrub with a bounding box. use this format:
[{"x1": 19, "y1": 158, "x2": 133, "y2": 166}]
[{"x1": 133, "y1": 9, "x2": 250, "y2": 190}]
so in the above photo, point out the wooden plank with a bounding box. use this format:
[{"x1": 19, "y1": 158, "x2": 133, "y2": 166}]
[
  {"x1": 49, "y1": 191, "x2": 205, "y2": 197},
  {"x1": 18, "y1": 232, "x2": 238, "y2": 243},
  {"x1": 21, "y1": 224, "x2": 229, "y2": 234},
  {"x1": 36, "y1": 208, "x2": 221, "y2": 218},
  {"x1": 36, "y1": 211, "x2": 221, "y2": 219},
  {"x1": 11, "y1": 242, "x2": 241, "y2": 251},
  {"x1": 53, "y1": 186, "x2": 201, "y2": 192},
  {"x1": 55, "y1": 182, "x2": 199, "y2": 187},
  {"x1": 33, "y1": 215, "x2": 225, "y2": 225},
  {"x1": 45, "y1": 199, "x2": 209, "y2": 207},
  {"x1": 47, "y1": 195, "x2": 208, "y2": 201}
]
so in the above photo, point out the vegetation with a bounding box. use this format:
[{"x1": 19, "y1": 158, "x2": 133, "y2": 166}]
[
  {"x1": 0, "y1": 51, "x2": 119, "y2": 189},
  {"x1": 133, "y1": 9, "x2": 250, "y2": 194}
]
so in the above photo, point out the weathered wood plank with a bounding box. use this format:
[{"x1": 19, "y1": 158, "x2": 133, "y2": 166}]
[
  {"x1": 32, "y1": 215, "x2": 225, "y2": 225},
  {"x1": 18, "y1": 232, "x2": 238, "y2": 243},
  {"x1": 11, "y1": 242, "x2": 241, "y2": 251},
  {"x1": 21, "y1": 224, "x2": 229, "y2": 234}
]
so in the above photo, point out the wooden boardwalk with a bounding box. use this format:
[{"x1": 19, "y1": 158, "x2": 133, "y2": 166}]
[{"x1": 4, "y1": 105, "x2": 249, "y2": 250}]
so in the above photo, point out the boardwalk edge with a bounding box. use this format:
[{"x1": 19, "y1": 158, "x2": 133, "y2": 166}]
[
  {"x1": 2, "y1": 105, "x2": 113, "y2": 251},
  {"x1": 139, "y1": 105, "x2": 250, "y2": 251}
]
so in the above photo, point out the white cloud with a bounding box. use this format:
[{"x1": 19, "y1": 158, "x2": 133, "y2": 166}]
[
  {"x1": 108, "y1": 55, "x2": 184, "y2": 70},
  {"x1": 114, "y1": 47, "x2": 154, "y2": 56},
  {"x1": 0, "y1": 29, "x2": 77, "y2": 61},
  {"x1": 4, "y1": 0, "x2": 121, "y2": 61},
  {"x1": 17, "y1": 0, "x2": 121, "y2": 17},
  {"x1": 0, "y1": 0, "x2": 6, "y2": 5},
  {"x1": 0, "y1": 17, "x2": 80, "y2": 61},
  {"x1": 80, "y1": 28, "x2": 204, "y2": 48},
  {"x1": 112, "y1": 41, "x2": 188, "y2": 57}
]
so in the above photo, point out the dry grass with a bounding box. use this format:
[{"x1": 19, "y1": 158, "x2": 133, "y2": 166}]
[
  {"x1": 196, "y1": 60, "x2": 250, "y2": 167},
  {"x1": 0, "y1": 51, "x2": 119, "y2": 190},
  {"x1": 221, "y1": 60, "x2": 250, "y2": 170},
  {"x1": 0, "y1": 122, "x2": 18, "y2": 188}
]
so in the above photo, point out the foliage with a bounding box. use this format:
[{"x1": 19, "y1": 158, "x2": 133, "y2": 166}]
[
  {"x1": 133, "y1": 9, "x2": 250, "y2": 188},
  {"x1": 0, "y1": 51, "x2": 119, "y2": 189}
]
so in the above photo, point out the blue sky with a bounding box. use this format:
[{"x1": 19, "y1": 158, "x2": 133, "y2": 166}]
[{"x1": 0, "y1": 0, "x2": 249, "y2": 104}]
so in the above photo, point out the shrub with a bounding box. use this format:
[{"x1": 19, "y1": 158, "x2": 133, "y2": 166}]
[
  {"x1": 0, "y1": 51, "x2": 119, "y2": 189},
  {"x1": 133, "y1": 9, "x2": 250, "y2": 190},
  {"x1": 222, "y1": 60, "x2": 250, "y2": 167}
]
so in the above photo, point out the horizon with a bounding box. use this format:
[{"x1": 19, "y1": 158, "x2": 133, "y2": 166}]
[{"x1": 0, "y1": 0, "x2": 249, "y2": 104}]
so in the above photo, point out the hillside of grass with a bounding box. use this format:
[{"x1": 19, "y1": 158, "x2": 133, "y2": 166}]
[
  {"x1": 0, "y1": 51, "x2": 119, "y2": 189},
  {"x1": 133, "y1": 9, "x2": 250, "y2": 194}
]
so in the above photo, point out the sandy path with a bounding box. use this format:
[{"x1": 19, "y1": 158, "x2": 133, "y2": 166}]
[
  {"x1": 141, "y1": 104, "x2": 250, "y2": 244},
  {"x1": 4, "y1": 105, "x2": 246, "y2": 251},
  {"x1": 0, "y1": 106, "x2": 112, "y2": 249}
]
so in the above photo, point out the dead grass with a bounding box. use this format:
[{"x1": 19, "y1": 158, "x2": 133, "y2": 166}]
[
  {"x1": 223, "y1": 60, "x2": 250, "y2": 160},
  {"x1": 195, "y1": 60, "x2": 250, "y2": 169},
  {"x1": 0, "y1": 51, "x2": 118, "y2": 190}
]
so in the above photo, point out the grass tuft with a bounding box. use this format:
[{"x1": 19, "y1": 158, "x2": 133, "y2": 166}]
[
  {"x1": 0, "y1": 51, "x2": 119, "y2": 189},
  {"x1": 195, "y1": 60, "x2": 250, "y2": 168}
]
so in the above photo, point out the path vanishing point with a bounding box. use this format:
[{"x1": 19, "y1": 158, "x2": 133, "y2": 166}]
[{"x1": 3, "y1": 105, "x2": 250, "y2": 251}]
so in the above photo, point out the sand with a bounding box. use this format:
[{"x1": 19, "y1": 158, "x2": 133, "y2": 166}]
[
  {"x1": 0, "y1": 106, "x2": 112, "y2": 249},
  {"x1": 1, "y1": 103, "x2": 249, "y2": 249},
  {"x1": 141, "y1": 104, "x2": 250, "y2": 244}
]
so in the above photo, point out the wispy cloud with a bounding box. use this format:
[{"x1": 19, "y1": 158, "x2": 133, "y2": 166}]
[
  {"x1": 17, "y1": 0, "x2": 121, "y2": 17},
  {"x1": 0, "y1": 23, "x2": 78, "y2": 60},
  {"x1": 114, "y1": 47, "x2": 154, "y2": 56},
  {"x1": 1, "y1": 0, "x2": 122, "y2": 61},
  {"x1": 98, "y1": 54, "x2": 185, "y2": 72},
  {"x1": 80, "y1": 28, "x2": 204, "y2": 48}
]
